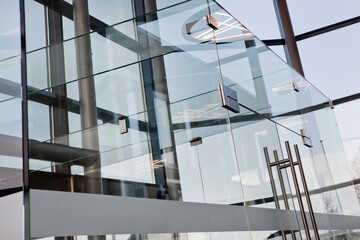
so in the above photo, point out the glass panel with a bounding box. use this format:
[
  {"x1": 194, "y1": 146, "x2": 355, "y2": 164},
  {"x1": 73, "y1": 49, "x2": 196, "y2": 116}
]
[
  {"x1": 25, "y1": 1, "x2": 360, "y2": 239},
  {"x1": 0, "y1": 57, "x2": 21, "y2": 103},
  {"x1": 216, "y1": 0, "x2": 281, "y2": 39},
  {"x1": 336, "y1": 186, "x2": 360, "y2": 216},
  {"x1": 231, "y1": 112, "x2": 283, "y2": 208},
  {"x1": 178, "y1": 129, "x2": 243, "y2": 204},
  {"x1": 28, "y1": 0, "x2": 227, "y2": 202},
  {"x1": 0, "y1": 98, "x2": 23, "y2": 190},
  {"x1": 334, "y1": 99, "x2": 360, "y2": 180},
  {"x1": 156, "y1": 0, "x2": 189, "y2": 10},
  {"x1": 269, "y1": 45, "x2": 287, "y2": 61},
  {"x1": 88, "y1": 0, "x2": 133, "y2": 26},
  {"x1": 311, "y1": 108, "x2": 352, "y2": 184},
  {"x1": 25, "y1": 0, "x2": 46, "y2": 52},
  {"x1": 0, "y1": 0, "x2": 20, "y2": 60},
  {"x1": 0, "y1": 5, "x2": 23, "y2": 240}
]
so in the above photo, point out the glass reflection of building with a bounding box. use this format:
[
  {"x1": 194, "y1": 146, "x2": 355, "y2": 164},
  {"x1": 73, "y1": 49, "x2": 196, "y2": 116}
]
[{"x1": 0, "y1": 0, "x2": 359, "y2": 239}]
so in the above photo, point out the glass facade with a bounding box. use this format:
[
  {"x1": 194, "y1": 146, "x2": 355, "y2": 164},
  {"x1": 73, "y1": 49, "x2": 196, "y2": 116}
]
[{"x1": 0, "y1": 0, "x2": 359, "y2": 239}]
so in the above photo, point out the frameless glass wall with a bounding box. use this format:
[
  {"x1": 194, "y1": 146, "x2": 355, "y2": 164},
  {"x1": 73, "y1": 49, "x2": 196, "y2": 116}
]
[{"x1": 23, "y1": 0, "x2": 360, "y2": 239}]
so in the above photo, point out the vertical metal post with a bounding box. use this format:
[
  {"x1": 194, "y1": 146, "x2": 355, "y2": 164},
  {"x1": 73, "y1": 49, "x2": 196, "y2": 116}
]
[
  {"x1": 264, "y1": 148, "x2": 286, "y2": 240},
  {"x1": 73, "y1": 0, "x2": 103, "y2": 195},
  {"x1": 273, "y1": 0, "x2": 304, "y2": 76},
  {"x1": 19, "y1": 0, "x2": 30, "y2": 239},
  {"x1": 274, "y1": 150, "x2": 297, "y2": 240},
  {"x1": 274, "y1": 151, "x2": 289, "y2": 209},
  {"x1": 285, "y1": 141, "x2": 311, "y2": 240},
  {"x1": 264, "y1": 147, "x2": 281, "y2": 209},
  {"x1": 294, "y1": 144, "x2": 320, "y2": 240}
]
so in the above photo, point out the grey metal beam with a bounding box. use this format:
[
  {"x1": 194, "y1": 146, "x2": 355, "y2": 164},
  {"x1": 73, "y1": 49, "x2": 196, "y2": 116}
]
[{"x1": 296, "y1": 16, "x2": 360, "y2": 41}]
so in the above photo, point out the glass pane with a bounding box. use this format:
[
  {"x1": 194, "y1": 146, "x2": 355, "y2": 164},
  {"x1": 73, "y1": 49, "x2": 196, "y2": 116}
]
[
  {"x1": 0, "y1": 0, "x2": 22, "y2": 199},
  {"x1": 156, "y1": 0, "x2": 188, "y2": 10},
  {"x1": 88, "y1": 0, "x2": 133, "y2": 26},
  {"x1": 269, "y1": 45, "x2": 287, "y2": 62},
  {"x1": 25, "y1": 0, "x2": 46, "y2": 52},
  {"x1": 334, "y1": 99, "x2": 360, "y2": 180},
  {"x1": 216, "y1": 0, "x2": 281, "y2": 39},
  {"x1": 0, "y1": 98, "x2": 23, "y2": 190},
  {"x1": 0, "y1": 0, "x2": 20, "y2": 60}
]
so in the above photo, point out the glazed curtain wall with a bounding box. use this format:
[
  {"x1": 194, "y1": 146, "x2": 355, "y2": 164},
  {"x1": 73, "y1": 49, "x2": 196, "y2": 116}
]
[{"x1": 22, "y1": 0, "x2": 360, "y2": 239}]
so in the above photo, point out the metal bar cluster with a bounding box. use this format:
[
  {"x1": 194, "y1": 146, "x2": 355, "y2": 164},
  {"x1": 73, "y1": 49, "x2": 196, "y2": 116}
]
[{"x1": 263, "y1": 141, "x2": 320, "y2": 240}]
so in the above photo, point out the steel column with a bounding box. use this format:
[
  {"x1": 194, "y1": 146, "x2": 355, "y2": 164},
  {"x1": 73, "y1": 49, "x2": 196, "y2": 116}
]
[
  {"x1": 73, "y1": 0, "x2": 103, "y2": 195},
  {"x1": 273, "y1": 0, "x2": 304, "y2": 76}
]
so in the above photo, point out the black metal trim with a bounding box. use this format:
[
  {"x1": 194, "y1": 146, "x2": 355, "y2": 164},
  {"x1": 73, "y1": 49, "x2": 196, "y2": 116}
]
[
  {"x1": 262, "y1": 39, "x2": 285, "y2": 46},
  {"x1": 261, "y1": 17, "x2": 360, "y2": 46},
  {"x1": 19, "y1": 0, "x2": 30, "y2": 239},
  {"x1": 332, "y1": 92, "x2": 360, "y2": 106},
  {"x1": 0, "y1": 187, "x2": 23, "y2": 198},
  {"x1": 296, "y1": 16, "x2": 360, "y2": 41}
]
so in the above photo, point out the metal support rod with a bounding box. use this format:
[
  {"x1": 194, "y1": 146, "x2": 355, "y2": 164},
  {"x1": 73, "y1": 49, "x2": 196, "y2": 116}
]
[
  {"x1": 264, "y1": 147, "x2": 286, "y2": 240},
  {"x1": 294, "y1": 144, "x2": 320, "y2": 240},
  {"x1": 264, "y1": 147, "x2": 281, "y2": 209},
  {"x1": 273, "y1": 0, "x2": 304, "y2": 76},
  {"x1": 274, "y1": 150, "x2": 297, "y2": 240},
  {"x1": 285, "y1": 141, "x2": 311, "y2": 240},
  {"x1": 274, "y1": 151, "x2": 290, "y2": 209},
  {"x1": 269, "y1": 158, "x2": 290, "y2": 167},
  {"x1": 280, "y1": 162, "x2": 299, "y2": 169}
]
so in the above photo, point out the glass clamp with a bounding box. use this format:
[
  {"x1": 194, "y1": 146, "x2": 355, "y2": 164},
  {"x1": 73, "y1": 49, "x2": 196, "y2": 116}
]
[
  {"x1": 329, "y1": 100, "x2": 334, "y2": 109},
  {"x1": 300, "y1": 128, "x2": 312, "y2": 148},
  {"x1": 190, "y1": 137, "x2": 203, "y2": 146},
  {"x1": 292, "y1": 82, "x2": 300, "y2": 92},
  {"x1": 119, "y1": 117, "x2": 128, "y2": 134},
  {"x1": 206, "y1": 15, "x2": 218, "y2": 30},
  {"x1": 218, "y1": 83, "x2": 240, "y2": 113}
]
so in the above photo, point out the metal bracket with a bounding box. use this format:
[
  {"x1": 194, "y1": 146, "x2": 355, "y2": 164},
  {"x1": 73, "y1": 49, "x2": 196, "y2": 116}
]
[
  {"x1": 292, "y1": 82, "x2": 299, "y2": 92},
  {"x1": 329, "y1": 100, "x2": 334, "y2": 109},
  {"x1": 190, "y1": 137, "x2": 202, "y2": 146},
  {"x1": 206, "y1": 15, "x2": 218, "y2": 30},
  {"x1": 300, "y1": 128, "x2": 312, "y2": 148},
  {"x1": 218, "y1": 84, "x2": 240, "y2": 113},
  {"x1": 119, "y1": 117, "x2": 128, "y2": 134}
]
